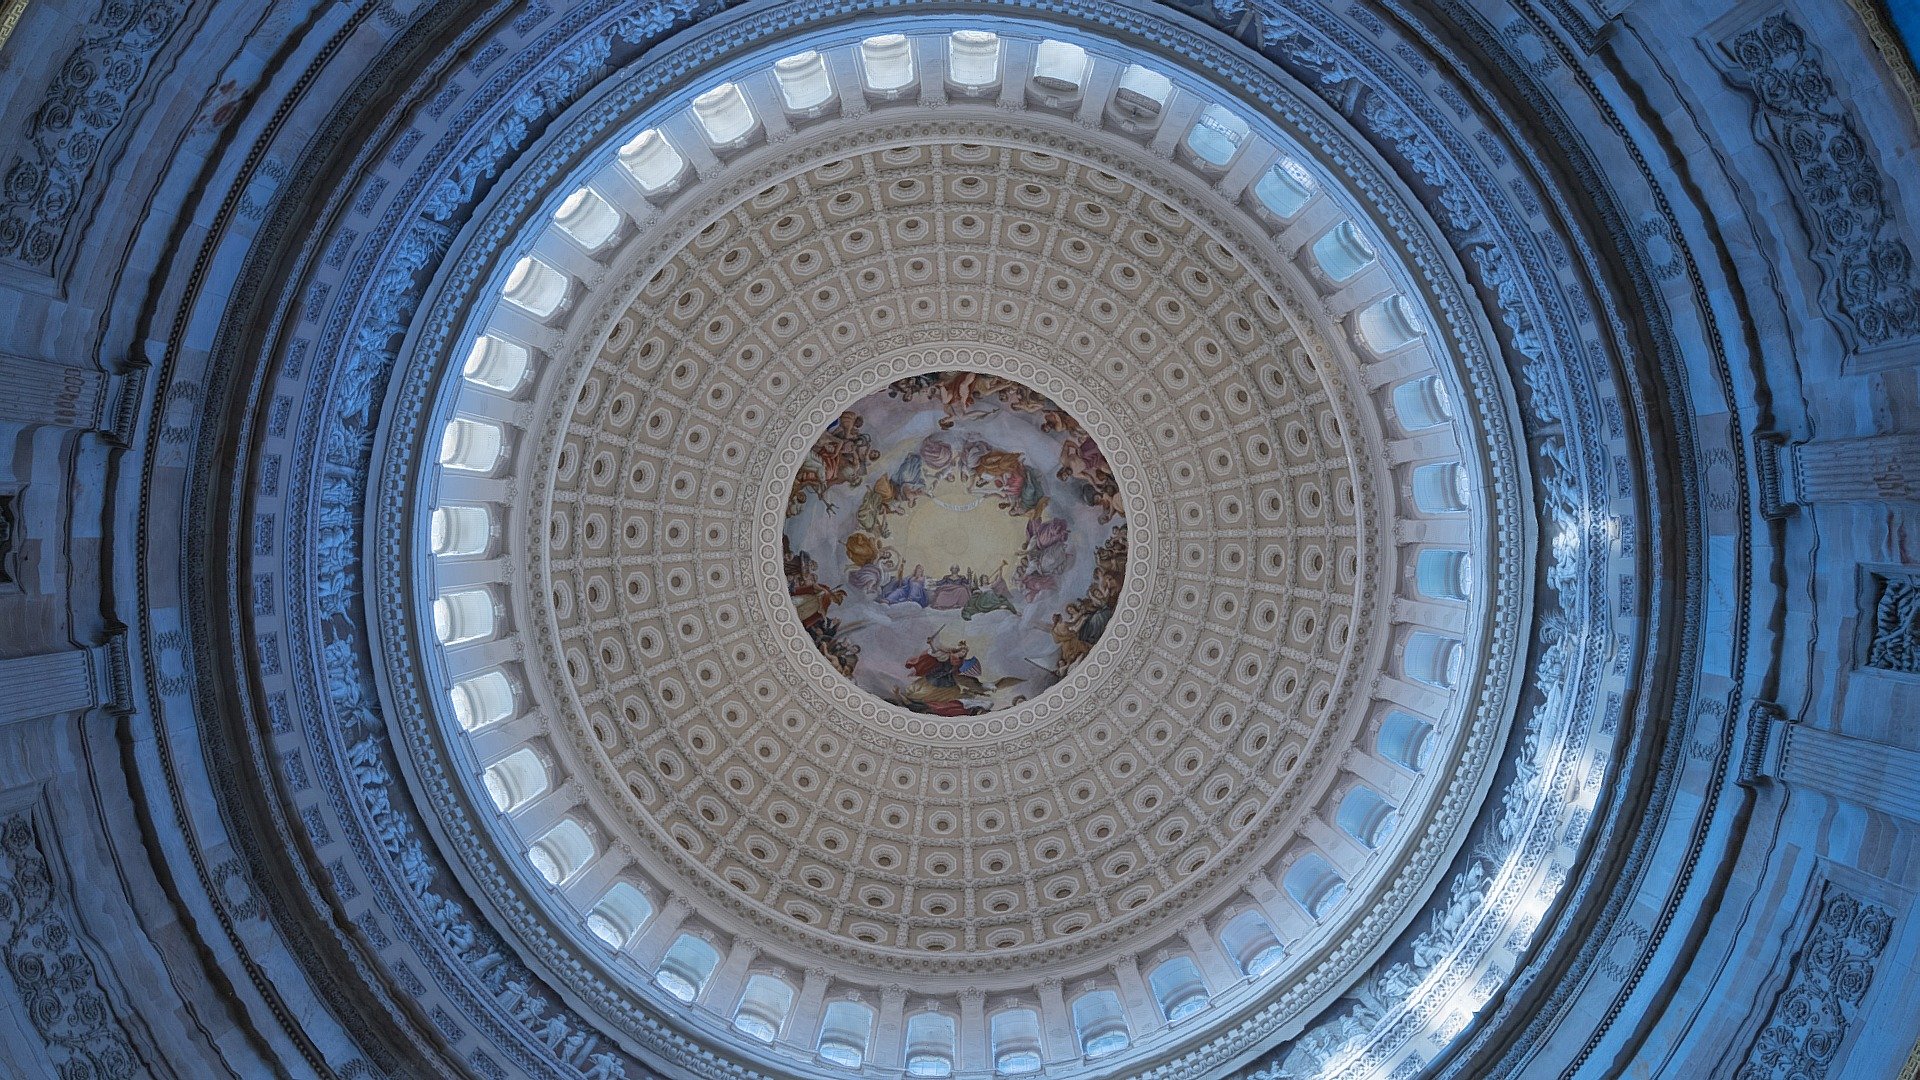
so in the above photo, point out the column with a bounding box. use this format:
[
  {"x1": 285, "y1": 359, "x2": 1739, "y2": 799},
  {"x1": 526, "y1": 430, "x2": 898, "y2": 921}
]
[
  {"x1": 1745, "y1": 700, "x2": 1920, "y2": 818},
  {"x1": 1301, "y1": 815, "x2": 1370, "y2": 879},
  {"x1": 0, "y1": 353, "x2": 101, "y2": 430},
  {"x1": 0, "y1": 351, "x2": 145, "y2": 445},
  {"x1": 1038, "y1": 977, "x2": 1075, "y2": 1062},
  {"x1": 873, "y1": 984, "x2": 908, "y2": 1069},
  {"x1": 1073, "y1": 56, "x2": 1120, "y2": 125},
  {"x1": 780, "y1": 968, "x2": 832, "y2": 1057},
  {"x1": 698, "y1": 938, "x2": 760, "y2": 1012},
  {"x1": 1244, "y1": 871, "x2": 1311, "y2": 944},
  {"x1": 629, "y1": 896, "x2": 690, "y2": 967},
  {"x1": 1761, "y1": 432, "x2": 1920, "y2": 515},
  {"x1": 1343, "y1": 749, "x2": 1415, "y2": 803},
  {"x1": 466, "y1": 711, "x2": 548, "y2": 763},
  {"x1": 1111, "y1": 956, "x2": 1163, "y2": 1037},
  {"x1": 509, "y1": 778, "x2": 584, "y2": 840},
  {"x1": 957, "y1": 986, "x2": 988, "y2": 1073},
  {"x1": 1181, "y1": 920, "x2": 1242, "y2": 993},
  {"x1": 0, "y1": 648, "x2": 100, "y2": 724},
  {"x1": 561, "y1": 845, "x2": 632, "y2": 909}
]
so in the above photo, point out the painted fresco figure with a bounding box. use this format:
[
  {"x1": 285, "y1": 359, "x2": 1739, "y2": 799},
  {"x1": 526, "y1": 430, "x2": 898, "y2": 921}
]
[
  {"x1": 882, "y1": 564, "x2": 929, "y2": 606},
  {"x1": 929, "y1": 566, "x2": 974, "y2": 610}
]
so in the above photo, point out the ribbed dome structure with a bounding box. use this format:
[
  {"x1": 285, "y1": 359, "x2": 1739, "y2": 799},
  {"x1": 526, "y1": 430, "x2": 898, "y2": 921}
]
[{"x1": 1, "y1": 2, "x2": 1915, "y2": 1079}]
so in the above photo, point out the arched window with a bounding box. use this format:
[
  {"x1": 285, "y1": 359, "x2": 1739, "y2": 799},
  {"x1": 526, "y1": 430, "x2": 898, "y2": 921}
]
[
  {"x1": 1185, "y1": 103, "x2": 1250, "y2": 167},
  {"x1": 1337, "y1": 786, "x2": 1399, "y2": 849},
  {"x1": 990, "y1": 1007, "x2": 1042, "y2": 1074},
  {"x1": 1312, "y1": 220, "x2": 1378, "y2": 283},
  {"x1": 1071, "y1": 989, "x2": 1129, "y2": 1057},
  {"x1": 1283, "y1": 853, "x2": 1347, "y2": 919},
  {"x1": 552, "y1": 187, "x2": 620, "y2": 250},
  {"x1": 1378, "y1": 711, "x2": 1435, "y2": 771},
  {"x1": 527, "y1": 819, "x2": 594, "y2": 886},
  {"x1": 1357, "y1": 294, "x2": 1425, "y2": 353},
  {"x1": 616, "y1": 129, "x2": 684, "y2": 194},
  {"x1": 449, "y1": 670, "x2": 515, "y2": 730},
  {"x1": 1417, "y1": 548, "x2": 1472, "y2": 601},
  {"x1": 1404, "y1": 631, "x2": 1464, "y2": 689},
  {"x1": 1148, "y1": 956, "x2": 1209, "y2": 1021},
  {"x1": 586, "y1": 882, "x2": 653, "y2": 949},
  {"x1": 1218, "y1": 911, "x2": 1286, "y2": 976},
  {"x1": 501, "y1": 255, "x2": 569, "y2": 318},
  {"x1": 947, "y1": 30, "x2": 1000, "y2": 90},
  {"x1": 430, "y1": 504, "x2": 491, "y2": 557},
  {"x1": 772, "y1": 50, "x2": 834, "y2": 111},
  {"x1": 438, "y1": 417, "x2": 504, "y2": 473},
  {"x1": 860, "y1": 33, "x2": 915, "y2": 93},
  {"x1": 1412, "y1": 461, "x2": 1473, "y2": 513},
  {"x1": 1112, "y1": 64, "x2": 1172, "y2": 121},
  {"x1": 482, "y1": 748, "x2": 547, "y2": 813},
  {"x1": 462, "y1": 334, "x2": 531, "y2": 392},
  {"x1": 1393, "y1": 374, "x2": 1453, "y2": 430},
  {"x1": 691, "y1": 82, "x2": 757, "y2": 146},
  {"x1": 1030, "y1": 39, "x2": 1089, "y2": 95},
  {"x1": 654, "y1": 933, "x2": 719, "y2": 1002},
  {"x1": 905, "y1": 1011, "x2": 956, "y2": 1077},
  {"x1": 1251, "y1": 158, "x2": 1316, "y2": 219},
  {"x1": 732, "y1": 974, "x2": 794, "y2": 1042},
  {"x1": 817, "y1": 1000, "x2": 873, "y2": 1068},
  {"x1": 432, "y1": 589, "x2": 496, "y2": 646}
]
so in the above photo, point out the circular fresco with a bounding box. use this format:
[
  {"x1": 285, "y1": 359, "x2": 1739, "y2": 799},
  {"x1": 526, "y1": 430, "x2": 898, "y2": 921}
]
[{"x1": 782, "y1": 371, "x2": 1128, "y2": 714}]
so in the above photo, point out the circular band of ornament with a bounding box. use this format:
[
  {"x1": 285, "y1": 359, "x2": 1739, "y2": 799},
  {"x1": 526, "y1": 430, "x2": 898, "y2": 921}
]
[
  {"x1": 757, "y1": 348, "x2": 1161, "y2": 741},
  {"x1": 518, "y1": 129, "x2": 1443, "y2": 973}
]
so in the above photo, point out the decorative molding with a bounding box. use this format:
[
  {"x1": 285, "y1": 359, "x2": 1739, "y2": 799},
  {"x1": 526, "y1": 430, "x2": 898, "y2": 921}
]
[
  {"x1": 0, "y1": 0, "x2": 30, "y2": 55},
  {"x1": 1839, "y1": 0, "x2": 1920, "y2": 125},
  {"x1": 1738, "y1": 699, "x2": 1789, "y2": 787},
  {"x1": 1737, "y1": 881, "x2": 1893, "y2": 1078},
  {"x1": 0, "y1": 806, "x2": 140, "y2": 1077},
  {"x1": 1754, "y1": 431, "x2": 1793, "y2": 519},
  {"x1": 0, "y1": 0, "x2": 189, "y2": 268},
  {"x1": 101, "y1": 354, "x2": 150, "y2": 449},
  {"x1": 1718, "y1": 13, "x2": 1920, "y2": 351},
  {"x1": 1864, "y1": 570, "x2": 1920, "y2": 674}
]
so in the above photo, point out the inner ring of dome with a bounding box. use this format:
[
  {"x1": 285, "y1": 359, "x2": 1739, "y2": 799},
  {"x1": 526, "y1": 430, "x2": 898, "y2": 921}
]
[
  {"x1": 782, "y1": 371, "x2": 1129, "y2": 714},
  {"x1": 407, "y1": 10, "x2": 1520, "y2": 1066}
]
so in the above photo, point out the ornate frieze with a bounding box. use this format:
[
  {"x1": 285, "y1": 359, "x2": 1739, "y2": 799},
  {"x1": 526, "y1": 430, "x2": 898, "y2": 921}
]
[
  {"x1": 1866, "y1": 571, "x2": 1919, "y2": 674},
  {"x1": 1739, "y1": 882, "x2": 1894, "y2": 1079},
  {"x1": 0, "y1": 0, "x2": 188, "y2": 268},
  {"x1": 0, "y1": 808, "x2": 139, "y2": 1078},
  {"x1": 1718, "y1": 14, "x2": 1920, "y2": 351}
]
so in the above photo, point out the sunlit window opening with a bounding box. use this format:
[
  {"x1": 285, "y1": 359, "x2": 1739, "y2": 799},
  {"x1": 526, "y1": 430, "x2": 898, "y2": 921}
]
[{"x1": 861, "y1": 33, "x2": 916, "y2": 93}]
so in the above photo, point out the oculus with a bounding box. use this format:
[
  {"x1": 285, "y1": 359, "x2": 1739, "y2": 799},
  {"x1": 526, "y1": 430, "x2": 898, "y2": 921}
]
[{"x1": 783, "y1": 371, "x2": 1127, "y2": 714}]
